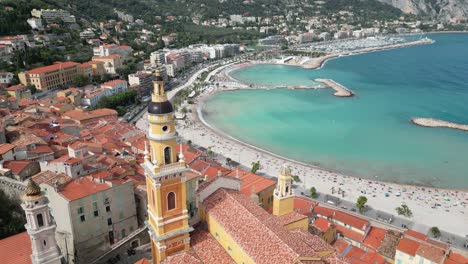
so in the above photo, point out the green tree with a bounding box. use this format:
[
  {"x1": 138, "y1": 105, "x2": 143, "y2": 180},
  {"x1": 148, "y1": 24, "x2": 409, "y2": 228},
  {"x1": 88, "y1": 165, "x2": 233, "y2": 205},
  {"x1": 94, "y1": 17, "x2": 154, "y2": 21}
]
[
  {"x1": 72, "y1": 74, "x2": 89, "y2": 87},
  {"x1": 395, "y1": 204, "x2": 413, "y2": 218},
  {"x1": 430, "y1": 226, "x2": 441, "y2": 238},
  {"x1": 310, "y1": 187, "x2": 318, "y2": 198},
  {"x1": 0, "y1": 189, "x2": 26, "y2": 239},
  {"x1": 292, "y1": 175, "x2": 301, "y2": 183},
  {"x1": 356, "y1": 196, "x2": 368, "y2": 212},
  {"x1": 251, "y1": 161, "x2": 261, "y2": 174},
  {"x1": 226, "y1": 157, "x2": 232, "y2": 167}
]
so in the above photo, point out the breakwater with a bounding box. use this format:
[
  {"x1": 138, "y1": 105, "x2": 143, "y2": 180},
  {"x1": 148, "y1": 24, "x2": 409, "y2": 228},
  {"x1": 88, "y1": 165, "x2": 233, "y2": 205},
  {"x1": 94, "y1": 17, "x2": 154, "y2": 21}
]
[
  {"x1": 314, "y1": 78, "x2": 354, "y2": 97},
  {"x1": 411, "y1": 118, "x2": 468, "y2": 132}
]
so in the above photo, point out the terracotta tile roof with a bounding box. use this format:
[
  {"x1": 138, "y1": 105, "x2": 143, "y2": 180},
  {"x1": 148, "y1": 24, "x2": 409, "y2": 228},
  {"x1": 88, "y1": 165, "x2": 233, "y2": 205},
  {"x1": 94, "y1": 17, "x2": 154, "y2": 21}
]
[
  {"x1": 335, "y1": 224, "x2": 366, "y2": 243},
  {"x1": 0, "y1": 143, "x2": 15, "y2": 154},
  {"x1": 333, "y1": 238, "x2": 350, "y2": 254},
  {"x1": 50, "y1": 155, "x2": 81, "y2": 165},
  {"x1": 134, "y1": 258, "x2": 151, "y2": 264},
  {"x1": 344, "y1": 246, "x2": 386, "y2": 264},
  {"x1": 101, "y1": 79, "x2": 126, "y2": 87},
  {"x1": 189, "y1": 159, "x2": 211, "y2": 173},
  {"x1": 416, "y1": 243, "x2": 446, "y2": 263},
  {"x1": 363, "y1": 227, "x2": 386, "y2": 251},
  {"x1": 2, "y1": 160, "x2": 32, "y2": 174},
  {"x1": 163, "y1": 249, "x2": 202, "y2": 264},
  {"x1": 313, "y1": 217, "x2": 332, "y2": 233},
  {"x1": 404, "y1": 229, "x2": 428, "y2": 241},
  {"x1": 5, "y1": 84, "x2": 26, "y2": 91},
  {"x1": 26, "y1": 61, "x2": 80, "y2": 74},
  {"x1": 203, "y1": 188, "x2": 326, "y2": 263},
  {"x1": 62, "y1": 109, "x2": 118, "y2": 122},
  {"x1": 28, "y1": 145, "x2": 53, "y2": 153},
  {"x1": 294, "y1": 196, "x2": 317, "y2": 214},
  {"x1": 313, "y1": 206, "x2": 369, "y2": 231},
  {"x1": 396, "y1": 237, "x2": 420, "y2": 256},
  {"x1": 444, "y1": 252, "x2": 468, "y2": 264},
  {"x1": 278, "y1": 211, "x2": 308, "y2": 226},
  {"x1": 289, "y1": 227, "x2": 335, "y2": 253},
  {"x1": 190, "y1": 227, "x2": 234, "y2": 263},
  {"x1": 0, "y1": 232, "x2": 31, "y2": 264},
  {"x1": 59, "y1": 176, "x2": 111, "y2": 200},
  {"x1": 33, "y1": 170, "x2": 71, "y2": 186},
  {"x1": 225, "y1": 169, "x2": 276, "y2": 195}
]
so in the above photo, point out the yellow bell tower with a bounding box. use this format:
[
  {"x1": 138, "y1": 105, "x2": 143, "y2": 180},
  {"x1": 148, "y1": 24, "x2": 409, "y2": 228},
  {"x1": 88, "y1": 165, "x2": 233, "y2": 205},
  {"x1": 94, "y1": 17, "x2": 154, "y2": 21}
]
[
  {"x1": 143, "y1": 71, "x2": 193, "y2": 264},
  {"x1": 273, "y1": 164, "x2": 295, "y2": 216}
]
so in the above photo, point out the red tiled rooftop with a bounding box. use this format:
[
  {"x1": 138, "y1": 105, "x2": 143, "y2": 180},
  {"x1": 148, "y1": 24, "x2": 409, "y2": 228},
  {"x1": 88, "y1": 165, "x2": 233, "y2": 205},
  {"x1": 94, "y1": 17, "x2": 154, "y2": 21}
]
[
  {"x1": 363, "y1": 227, "x2": 386, "y2": 251},
  {"x1": 163, "y1": 249, "x2": 202, "y2": 264},
  {"x1": 26, "y1": 61, "x2": 80, "y2": 74},
  {"x1": 189, "y1": 227, "x2": 233, "y2": 263},
  {"x1": 294, "y1": 196, "x2": 317, "y2": 214},
  {"x1": 134, "y1": 258, "x2": 151, "y2": 264},
  {"x1": 444, "y1": 252, "x2": 468, "y2": 264},
  {"x1": 102, "y1": 79, "x2": 126, "y2": 87},
  {"x1": 312, "y1": 217, "x2": 332, "y2": 233},
  {"x1": 333, "y1": 238, "x2": 350, "y2": 254},
  {"x1": 0, "y1": 232, "x2": 31, "y2": 264},
  {"x1": 313, "y1": 205, "x2": 369, "y2": 231},
  {"x1": 335, "y1": 224, "x2": 366, "y2": 243},
  {"x1": 60, "y1": 177, "x2": 111, "y2": 200},
  {"x1": 404, "y1": 229, "x2": 428, "y2": 241},
  {"x1": 5, "y1": 84, "x2": 26, "y2": 91},
  {"x1": 278, "y1": 211, "x2": 308, "y2": 227},
  {"x1": 396, "y1": 237, "x2": 420, "y2": 256},
  {"x1": 0, "y1": 143, "x2": 15, "y2": 154},
  {"x1": 416, "y1": 243, "x2": 446, "y2": 263},
  {"x1": 203, "y1": 188, "x2": 325, "y2": 263},
  {"x1": 3, "y1": 160, "x2": 32, "y2": 174}
]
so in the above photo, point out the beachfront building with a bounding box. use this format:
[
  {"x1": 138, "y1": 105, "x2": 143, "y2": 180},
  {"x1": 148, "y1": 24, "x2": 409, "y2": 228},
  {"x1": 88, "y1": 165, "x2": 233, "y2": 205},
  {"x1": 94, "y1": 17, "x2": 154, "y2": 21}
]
[
  {"x1": 395, "y1": 230, "x2": 448, "y2": 264},
  {"x1": 18, "y1": 62, "x2": 85, "y2": 91}
]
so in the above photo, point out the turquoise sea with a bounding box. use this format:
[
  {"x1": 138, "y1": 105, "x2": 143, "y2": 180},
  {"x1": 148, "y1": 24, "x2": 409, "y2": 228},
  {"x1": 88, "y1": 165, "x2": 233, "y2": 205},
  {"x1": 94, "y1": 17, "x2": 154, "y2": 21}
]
[{"x1": 202, "y1": 34, "x2": 468, "y2": 189}]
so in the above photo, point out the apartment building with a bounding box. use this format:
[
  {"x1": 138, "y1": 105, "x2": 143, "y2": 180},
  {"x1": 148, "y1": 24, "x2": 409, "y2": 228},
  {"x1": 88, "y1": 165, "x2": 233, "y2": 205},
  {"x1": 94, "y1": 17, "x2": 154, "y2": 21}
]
[
  {"x1": 31, "y1": 9, "x2": 76, "y2": 23},
  {"x1": 93, "y1": 44, "x2": 133, "y2": 60},
  {"x1": 92, "y1": 55, "x2": 123, "y2": 74},
  {"x1": 34, "y1": 173, "x2": 138, "y2": 264}
]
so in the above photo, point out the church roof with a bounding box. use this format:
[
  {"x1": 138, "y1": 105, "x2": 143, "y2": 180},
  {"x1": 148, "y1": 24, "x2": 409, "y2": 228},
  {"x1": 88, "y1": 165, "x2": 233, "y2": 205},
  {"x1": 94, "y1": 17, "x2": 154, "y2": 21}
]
[
  {"x1": 0, "y1": 232, "x2": 31, "y2": 264},
  {"x1": 202, "y1": 188, "x2": 330, "y2": 263}
]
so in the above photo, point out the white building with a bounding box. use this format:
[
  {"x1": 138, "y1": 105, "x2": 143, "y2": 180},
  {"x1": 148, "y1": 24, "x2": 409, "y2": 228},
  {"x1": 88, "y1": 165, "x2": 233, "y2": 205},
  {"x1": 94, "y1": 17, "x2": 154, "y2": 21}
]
[
  {"x1": 35, "y1": 173, "x2": 138, "y2": 264},
  {"x1": 93, "y1": 44, "x2": 133, "y2": 60},
  {"x1": 150, "y1": 51, "x2": 166, "y2": 66},
  {"x1": 31, "y1": 9, "x2": 76, "y2": 23},
  {"x1": 27, "y1": 18, "x2": 44, "y2": 30},
  {"x1": 21, "y1": 179, "x2": 63, "y2": 264},
  {"x1": 101, "y1": 79, "x2": 128, "y2": 94},
  {"x1": 0, "y1": 72, "x2": 14, "y2": 85},
  {"x1": 81, "y1": 88, "x2": 111, "y2": 107}
]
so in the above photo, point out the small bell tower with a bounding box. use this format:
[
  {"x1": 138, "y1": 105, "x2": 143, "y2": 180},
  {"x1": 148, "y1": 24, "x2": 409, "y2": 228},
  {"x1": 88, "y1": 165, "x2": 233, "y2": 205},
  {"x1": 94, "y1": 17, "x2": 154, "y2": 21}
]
[
  {"x1": 21, "y1": 179, "x2": 63, "y2": 264},
  {"x1": 273, "y1": 164, "x2": 295, "y2": 216}
]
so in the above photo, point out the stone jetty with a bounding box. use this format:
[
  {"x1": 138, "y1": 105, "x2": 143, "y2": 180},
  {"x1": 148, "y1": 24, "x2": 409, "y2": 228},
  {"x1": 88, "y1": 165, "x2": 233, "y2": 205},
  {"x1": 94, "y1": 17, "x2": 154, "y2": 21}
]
[
  {"x1": 411, "y1": 118, "x2": 468, "y2": 132},
  {"x1": 314, "y1": 78, "x2": 354, "y2": 97}
]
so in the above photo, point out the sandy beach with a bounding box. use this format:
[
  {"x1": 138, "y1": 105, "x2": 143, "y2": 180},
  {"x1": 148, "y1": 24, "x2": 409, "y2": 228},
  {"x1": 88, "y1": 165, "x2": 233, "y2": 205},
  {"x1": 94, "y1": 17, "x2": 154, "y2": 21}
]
[{"x1": 136, "y1": 38, "x2": 468, "y2": 236}]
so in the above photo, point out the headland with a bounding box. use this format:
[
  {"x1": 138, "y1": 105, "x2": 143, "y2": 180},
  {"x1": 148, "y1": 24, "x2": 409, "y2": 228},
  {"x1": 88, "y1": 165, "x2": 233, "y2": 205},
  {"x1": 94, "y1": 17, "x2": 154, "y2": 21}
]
[{"x1": 412, "y1": 118, "x2": 468, "y2": 132}]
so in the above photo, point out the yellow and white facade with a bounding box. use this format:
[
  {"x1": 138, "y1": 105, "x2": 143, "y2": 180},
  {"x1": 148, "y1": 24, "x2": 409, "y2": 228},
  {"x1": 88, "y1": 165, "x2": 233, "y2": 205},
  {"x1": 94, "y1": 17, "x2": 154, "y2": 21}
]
[
  {"x1": 143, "y1": 71, "x2": 193, "y2": 264},
  {"x1": 272, "y1": 164, "x2": 295, "y2": 216}
]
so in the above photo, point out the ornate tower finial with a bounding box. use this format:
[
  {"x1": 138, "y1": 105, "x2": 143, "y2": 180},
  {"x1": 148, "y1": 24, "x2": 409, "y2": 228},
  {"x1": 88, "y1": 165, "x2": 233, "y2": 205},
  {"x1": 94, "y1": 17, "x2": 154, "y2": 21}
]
[{"x1": 178, "y1": 143, "x2": 185, "y2": 163}]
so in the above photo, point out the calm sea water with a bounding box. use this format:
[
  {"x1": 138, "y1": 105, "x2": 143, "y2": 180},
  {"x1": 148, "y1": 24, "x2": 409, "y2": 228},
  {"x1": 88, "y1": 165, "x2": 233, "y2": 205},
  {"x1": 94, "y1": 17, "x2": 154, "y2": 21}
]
[{"x1": 203, "y1": 34, "x2": 468, "y2": 188}]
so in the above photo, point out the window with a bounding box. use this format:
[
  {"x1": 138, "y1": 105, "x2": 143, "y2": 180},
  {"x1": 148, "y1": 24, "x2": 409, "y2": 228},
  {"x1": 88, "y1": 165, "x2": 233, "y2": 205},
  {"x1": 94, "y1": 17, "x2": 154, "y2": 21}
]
[
  {"x1": 121, "y1": 229, "x2": 126, "y2": 238},
  {"x1": 152, "y1": 190, "x2": 156, "y2": 207},
  {"x1": 167, "y1": 192, "x2": 176, "y2": 210},
  {"x1": 37, "y1": 214, "x2": 44, "y2": 227},
  {"x1": 106, "y1": 206, "x2": 111, "y2": 212},
  {"x1": 94, "y1": 210, "x2": 99, "y2": 217},
  {"x1": 164, "y1": 147, "x2": 171, "y2": 164},
  {"x1": 80, "y1": 215, "x2": 86, "y2": 222},
  {"x1": 107, "y1": 218, "x2": 112, "y2": 226},
  {"x1": 77, "y1": 207, "x2": 84, "y2": 214},
  {"x1": 227, "y1": 246, "x2": 232, "y2": 253}
]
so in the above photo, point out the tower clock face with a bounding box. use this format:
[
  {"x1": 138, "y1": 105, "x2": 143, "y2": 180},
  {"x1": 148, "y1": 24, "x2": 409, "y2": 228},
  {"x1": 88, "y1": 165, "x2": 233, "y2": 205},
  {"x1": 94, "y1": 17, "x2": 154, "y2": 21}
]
[{"x1": 162, "y1": 125, "x2": 169, "y2": 132}]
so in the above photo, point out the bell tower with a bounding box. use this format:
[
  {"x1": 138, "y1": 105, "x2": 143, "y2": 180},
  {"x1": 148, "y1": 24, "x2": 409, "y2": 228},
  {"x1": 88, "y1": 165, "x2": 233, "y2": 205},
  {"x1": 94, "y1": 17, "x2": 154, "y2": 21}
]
[
  {"x1": 21, "y1": 179, "x2": 63, "y2": 264},
  {"x1": 273, "y1": 164, "x2": 295, "y2": 216},
  {"x1": 143, "y1": 70, "x2": 193, "y2": 264}
]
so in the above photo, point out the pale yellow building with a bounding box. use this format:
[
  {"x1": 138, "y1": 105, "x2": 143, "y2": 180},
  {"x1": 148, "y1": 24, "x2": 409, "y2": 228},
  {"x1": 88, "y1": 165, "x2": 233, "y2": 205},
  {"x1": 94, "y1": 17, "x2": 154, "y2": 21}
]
[
  {"x1": 18, "y1": 61, "x2": 84, "y2": 91},
  {"x1": 4, "y1": 84, "x2": 31, "y2": 100}
]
